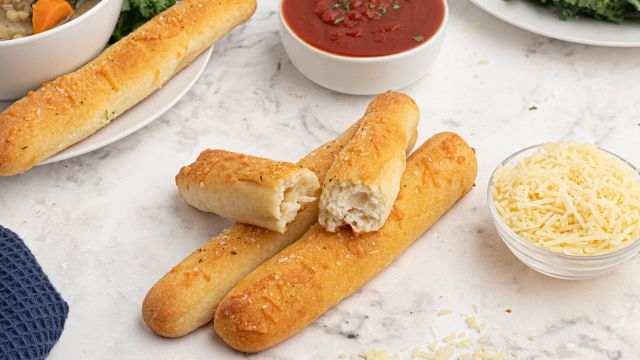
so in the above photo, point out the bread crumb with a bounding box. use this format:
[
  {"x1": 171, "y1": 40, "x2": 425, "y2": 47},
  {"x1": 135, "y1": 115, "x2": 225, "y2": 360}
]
[{"x1": 288, "y1": 91, "x2": 305, "y2": 99}]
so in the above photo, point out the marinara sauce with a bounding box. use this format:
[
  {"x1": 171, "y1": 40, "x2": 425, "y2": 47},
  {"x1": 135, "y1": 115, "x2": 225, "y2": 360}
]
[{"x1": 282, "y1": 0, "x2": 446, "y2": 57}]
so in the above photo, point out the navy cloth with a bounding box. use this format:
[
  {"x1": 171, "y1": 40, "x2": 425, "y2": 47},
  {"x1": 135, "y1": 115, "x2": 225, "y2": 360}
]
[{"x1": 0, "y1": 226, "x2": 69, "y2": 360}]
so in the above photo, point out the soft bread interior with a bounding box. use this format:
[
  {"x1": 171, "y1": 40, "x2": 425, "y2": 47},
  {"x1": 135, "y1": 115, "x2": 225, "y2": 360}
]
[
  {"x1": 320, "y1": 180, "x2": 388, "y2": 233},
  {"x1": 275, "y1": 170, "x2": 320, "y2": 232}
]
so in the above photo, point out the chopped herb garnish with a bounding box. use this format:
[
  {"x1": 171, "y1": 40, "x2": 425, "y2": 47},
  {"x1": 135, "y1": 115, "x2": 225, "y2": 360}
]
[
  {"x1": 332, "y1": 2, "x2": 341, "y2": 9},
  {"x1": 334, "y1": 17, "x2": 344, "y2": 24},
  {"x1": 393, "y1": 2, "x2": 400, "y2": 9},
  {"x1": 368, "y1": 3, "x2": 375, "y2": 8},
  {"x1": 375, "y1": 11, "x2": 383, "y2": 16},
  {"x1": 380, "y1": 5, "x2": 387, "y2": 14},
  {"x1": 413, "y1": 35, "x2": 425, "y2": 42},
  {"x1": 529, "y1": 106, "x2": 538, "y2": 111},
  {"x1": 343, "y1": 0, "x2": 350, "y2": 12},
  {"x1": 231, "y1": 250, "x2": 237, "y2": 255}
]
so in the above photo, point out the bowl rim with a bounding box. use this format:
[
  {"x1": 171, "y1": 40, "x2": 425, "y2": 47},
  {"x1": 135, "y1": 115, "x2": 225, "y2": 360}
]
[
  {"x1": 0, "y1": 0, "x2": 120, "y2": 48},
  {"x1": 487, "y1": 142, "x2": 640, "y2": 262},
  {"x1": 279, "y1": 0, "x2": 448, "y2": 62}
]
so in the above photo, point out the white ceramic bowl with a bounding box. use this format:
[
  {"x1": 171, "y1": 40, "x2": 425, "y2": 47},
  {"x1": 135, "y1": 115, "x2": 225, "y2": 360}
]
[
  {"x1": 278, "y1": 0, "x2": 448, "y2": 95},
  {"x1": 0, "y1": 0, "x2": 123, "y2": 100}
]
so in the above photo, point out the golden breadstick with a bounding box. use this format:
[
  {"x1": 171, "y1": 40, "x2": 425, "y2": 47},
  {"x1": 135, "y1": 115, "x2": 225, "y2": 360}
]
[
  {"x1": 0, "y1": 0, "x2": 256, "y2": 176},
  {"x1": 319, "y1": 91, "x2": 419, "y2": 233},
  {"x1": 214, "y1": 132, "x2": 478, "y2": 352},
  {"x1": 176, "y1": 150, "x2": 319, "y2": 233}
]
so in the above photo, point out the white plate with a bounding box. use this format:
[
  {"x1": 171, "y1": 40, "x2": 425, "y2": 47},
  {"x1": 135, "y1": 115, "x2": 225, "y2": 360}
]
[
  {"x1": 469, "y1": 0, "x2": 640, "y2": 47},
  {"x1": 0, "y1": 46, "x2": 213, "y2": 165}
]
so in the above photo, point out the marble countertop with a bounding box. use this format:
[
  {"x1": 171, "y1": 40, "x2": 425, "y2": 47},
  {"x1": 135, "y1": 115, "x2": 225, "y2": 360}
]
[{"x1": 2, "y1": 0, "x2": 640, "y2": 359}]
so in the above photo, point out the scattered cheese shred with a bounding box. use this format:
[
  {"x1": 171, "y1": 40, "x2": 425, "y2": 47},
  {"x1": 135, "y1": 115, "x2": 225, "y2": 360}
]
[
  {"x1": 343, "y1": 305, "x2": 513, "y2": 360},
  {"x1": 464, "y1": 22, "x2": 481, "y2": 32},
  {"x1": 492, "y1": 142, "x2": 640, "y2": 256},
  {"x1": 429, "y1": 325, "x2": 439, "y2": 341},
  {"x1": 356, "y1": 350, "x2": 400, "y2": 360},
  {"x1": 437, "y1": 309, "x2": 453, "y2": 316}
]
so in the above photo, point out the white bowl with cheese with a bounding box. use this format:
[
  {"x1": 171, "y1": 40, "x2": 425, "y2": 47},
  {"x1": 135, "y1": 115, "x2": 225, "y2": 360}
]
[{"x1": 488, "y1": 143, "x2": 640, "y2": 280}]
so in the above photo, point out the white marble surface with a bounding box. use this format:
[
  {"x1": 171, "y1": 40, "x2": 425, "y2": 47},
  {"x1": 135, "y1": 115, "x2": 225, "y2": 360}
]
[{"x1": 2, "y1": 0, "x2": 640, "y2": 359}]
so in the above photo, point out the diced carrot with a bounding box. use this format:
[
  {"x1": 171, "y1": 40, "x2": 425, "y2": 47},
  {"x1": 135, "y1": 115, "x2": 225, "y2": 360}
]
[{"x1": 32, "y1": 0, "x2": 73, "y2": 34}]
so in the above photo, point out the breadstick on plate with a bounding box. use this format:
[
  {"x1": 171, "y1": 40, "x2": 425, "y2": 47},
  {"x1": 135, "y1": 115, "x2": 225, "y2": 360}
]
[
  {"x1": 0, "y1": 0, "x2": 257, "y2": 176},
  {"x1": 214, "y1": 132, "x2": 478, "y2": 352},
  {"x1": 176, "y1": 150, "x2": 320, "y2": 233},
  {"x1": 142, "y1": 93, "x2": 419, "y2": 338},
  {"x1": 319, "y1": 91, "x2": 419, "y2": 233}
]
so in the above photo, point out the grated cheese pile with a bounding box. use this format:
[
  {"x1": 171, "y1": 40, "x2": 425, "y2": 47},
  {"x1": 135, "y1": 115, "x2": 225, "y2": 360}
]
[
  {"x1": 492, "y1": 142, "x2": 640, "y2": 256},
  {"x1": 342, "y1": 306, "x2": 514, "y2": 360}
]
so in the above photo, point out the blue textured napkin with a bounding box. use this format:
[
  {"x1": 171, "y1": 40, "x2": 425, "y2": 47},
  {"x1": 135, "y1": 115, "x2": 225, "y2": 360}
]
[{"x1": 0, "y1": 226, "x2": 69, "y2": 360}]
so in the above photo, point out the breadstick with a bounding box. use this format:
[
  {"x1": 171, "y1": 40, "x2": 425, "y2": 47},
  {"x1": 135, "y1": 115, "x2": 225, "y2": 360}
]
[
  {"x1": 214, "y1": 132, "x2": 478, "y2": 352},
  {"x1": 142, "y1": 93, "x2": 420, "y2": 338},
  {"x1": 319, "y1": 91, "x2": 419, "y2": 233},
  {"x1": 0, "y1": 0, "x2": 257, "y2": 176},
  {"x1": 142, "y1": 121, "x2": 361, "y2": 337},
  {"x1": 176, "y1": 150, "x2": 319, "y2": 233}
]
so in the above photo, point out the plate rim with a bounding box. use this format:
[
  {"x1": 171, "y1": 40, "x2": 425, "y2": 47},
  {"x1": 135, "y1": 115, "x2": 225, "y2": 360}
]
[
  {"x1": 39, "y1": 46, "x2": 214, "y2": 165},
  {"x1": 468, "y1": 0, "x2": 640, "y2": 47}
]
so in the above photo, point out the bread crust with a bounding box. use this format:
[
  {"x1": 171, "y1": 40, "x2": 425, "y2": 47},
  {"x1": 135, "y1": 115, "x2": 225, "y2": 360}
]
[
  {"x1": 142, "y1": 121, "x2": 361, "y2": 338},
  {"x1": 214, "y1": 132, "x2": 478, "y2": 352},
  {"x1": 0, "y1": 0, "x2": 257, "y2": 176},
  {"x1": 319, "y1": 91, "x2": 420, "y2": 233},
  {"x1": 176, "y1": 150, "x2": 320, "y2": 233}
]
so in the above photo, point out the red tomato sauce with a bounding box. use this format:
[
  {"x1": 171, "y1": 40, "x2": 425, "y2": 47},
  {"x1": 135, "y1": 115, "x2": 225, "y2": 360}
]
[{"x1": 282, "y1": 0, "x2": 446, "y2": 57}]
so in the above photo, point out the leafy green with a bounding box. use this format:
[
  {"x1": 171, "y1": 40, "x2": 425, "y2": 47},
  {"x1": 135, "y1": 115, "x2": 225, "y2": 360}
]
[
  {"x1": 528, "y1": 0, "x2": 640, "y2": 23},
  {"x1": 109, "y1": 0, "x2": 176, "y2": 43},
  {"x1": 532, "y1": 0, "x2": 640, "y2": 23}
]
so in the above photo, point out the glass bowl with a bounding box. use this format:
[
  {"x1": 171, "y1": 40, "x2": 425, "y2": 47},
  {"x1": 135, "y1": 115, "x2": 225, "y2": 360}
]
[{"x1": 487, "y1": 144, "x2": 640, "y2": 280}]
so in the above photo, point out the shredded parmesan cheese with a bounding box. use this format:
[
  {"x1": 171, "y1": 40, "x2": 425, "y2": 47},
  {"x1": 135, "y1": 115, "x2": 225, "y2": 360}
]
[
  {"x1": 492, "y1": 142, "x2": 640, "y2": 256},
  {"x1": 343, "y1": 304, "x2": 513, "y2": 360}
]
